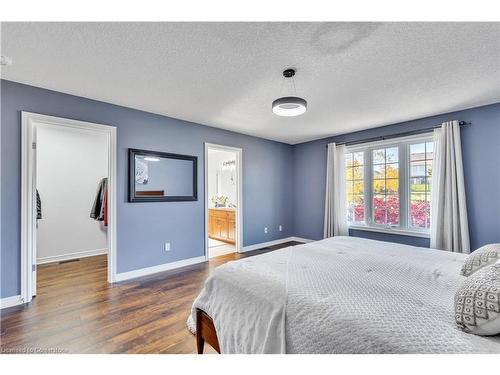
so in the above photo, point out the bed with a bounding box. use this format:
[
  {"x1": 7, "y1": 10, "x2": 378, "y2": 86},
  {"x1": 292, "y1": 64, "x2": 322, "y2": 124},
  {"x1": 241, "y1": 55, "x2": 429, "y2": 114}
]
[{"x1": 187, "y1": 236, "x2": 500, "y2": 353}]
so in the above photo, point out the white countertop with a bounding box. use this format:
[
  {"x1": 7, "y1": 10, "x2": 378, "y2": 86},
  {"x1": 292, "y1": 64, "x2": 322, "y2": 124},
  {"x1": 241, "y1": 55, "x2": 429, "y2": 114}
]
[{"x1": 209, "y1": 207, "x2": 236, "y2": 211}]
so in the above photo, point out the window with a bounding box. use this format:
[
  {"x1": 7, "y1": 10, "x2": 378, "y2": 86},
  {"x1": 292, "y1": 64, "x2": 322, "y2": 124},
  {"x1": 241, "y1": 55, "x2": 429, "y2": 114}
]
[
  {"x1": 409, "y1": 142, "x2": 433, "y2": 229},
  {"x1": 372, "y1": 147, "x2": 399, "y2": 226},
  {"x1": 345, "y1": 135, "x2": 434, "y2": 236},
  {"x1": 346, "y1": 152, "x2": 365, "y2": 223}
]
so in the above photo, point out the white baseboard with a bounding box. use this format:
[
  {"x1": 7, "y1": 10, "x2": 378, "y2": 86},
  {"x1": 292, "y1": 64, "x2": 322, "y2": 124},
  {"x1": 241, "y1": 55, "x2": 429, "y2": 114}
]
[
  {"x1": 37, "y1": 248, "x2": 107, "y2": 265},
  {"x1": 241, "y1": 236, "x2": 314, "y2": 252},
  {"x1": 115, "y1": 255, "x2": 206, "y2": 282},
  {"x1": 0, "y1": 295, "x2": 24, "y2": 309}
]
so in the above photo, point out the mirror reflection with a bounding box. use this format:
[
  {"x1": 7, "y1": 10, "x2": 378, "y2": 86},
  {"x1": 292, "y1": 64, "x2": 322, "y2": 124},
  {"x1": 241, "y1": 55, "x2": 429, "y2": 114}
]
[{"x1": 129, "y1": 149, "x2": 197, "y2": 202}]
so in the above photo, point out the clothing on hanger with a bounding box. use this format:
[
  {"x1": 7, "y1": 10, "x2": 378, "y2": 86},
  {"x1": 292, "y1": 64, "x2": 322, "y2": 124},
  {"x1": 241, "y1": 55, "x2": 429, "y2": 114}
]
[
  {"x1": 91, "y1": 177, "x2": 108, "y2": 225},
  {"x1": 36, "y1": 189, "x2": 42, "y2": 220},
  {"x1": 103, "y1": 189, "x2": 108, "y2": 227}
]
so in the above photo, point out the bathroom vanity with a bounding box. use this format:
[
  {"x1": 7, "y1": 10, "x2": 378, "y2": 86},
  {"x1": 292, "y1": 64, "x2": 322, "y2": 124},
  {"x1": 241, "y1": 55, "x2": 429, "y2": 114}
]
[{"x1": 208, "y1": 207, "x2": 236, "y2": 244}]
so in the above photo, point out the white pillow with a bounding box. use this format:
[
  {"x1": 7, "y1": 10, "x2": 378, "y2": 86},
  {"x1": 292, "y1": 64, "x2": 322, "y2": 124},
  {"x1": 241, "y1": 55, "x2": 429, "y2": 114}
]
[
  {"x1": 460, "y1": 243, "x2": 500, "y2": 277},
  {"x1": 455, "y1": 264, "x2": 500, "y2": 336}
]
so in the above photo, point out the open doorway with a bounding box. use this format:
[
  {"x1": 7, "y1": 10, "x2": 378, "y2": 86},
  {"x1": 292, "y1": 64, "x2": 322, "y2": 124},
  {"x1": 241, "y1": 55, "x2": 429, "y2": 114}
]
[
  {"x1": 21, "y1": 113, "x2": 116, "y2": 304},
  {"x1": 205, "y1": 143, "x2": 242, "y2": 259}
]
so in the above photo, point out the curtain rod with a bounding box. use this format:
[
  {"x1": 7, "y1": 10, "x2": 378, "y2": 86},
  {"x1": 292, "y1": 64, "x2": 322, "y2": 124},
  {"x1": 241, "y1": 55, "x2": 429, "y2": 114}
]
[{"x1": 328, "y1": 121, "x2": 471, "y2": 148}]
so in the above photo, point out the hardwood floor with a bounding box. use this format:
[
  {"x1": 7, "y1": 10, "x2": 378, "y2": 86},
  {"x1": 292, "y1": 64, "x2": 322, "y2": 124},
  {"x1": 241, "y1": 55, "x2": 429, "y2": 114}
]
[{"x1": 0, "y1": 241, "x2": 301, "y2": 354}]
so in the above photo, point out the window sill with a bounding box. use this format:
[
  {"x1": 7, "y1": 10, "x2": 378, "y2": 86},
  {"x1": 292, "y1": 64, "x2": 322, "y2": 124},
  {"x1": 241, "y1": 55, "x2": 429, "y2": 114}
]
[{"x1": 348, "y1": 224, "x2": 430, "y2": 238}]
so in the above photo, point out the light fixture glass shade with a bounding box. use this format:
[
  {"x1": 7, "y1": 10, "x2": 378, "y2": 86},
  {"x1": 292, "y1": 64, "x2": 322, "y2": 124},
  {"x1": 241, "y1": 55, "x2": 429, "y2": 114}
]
[{"x1": 272, "y1": 96, "x2": 307, "y2": 117}]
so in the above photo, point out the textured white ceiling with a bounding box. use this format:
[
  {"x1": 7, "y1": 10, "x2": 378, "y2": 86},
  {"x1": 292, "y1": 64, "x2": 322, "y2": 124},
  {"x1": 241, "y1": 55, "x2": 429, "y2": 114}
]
[{"x1": 1, "y1": 22, "x2": 499, "y2": 144}]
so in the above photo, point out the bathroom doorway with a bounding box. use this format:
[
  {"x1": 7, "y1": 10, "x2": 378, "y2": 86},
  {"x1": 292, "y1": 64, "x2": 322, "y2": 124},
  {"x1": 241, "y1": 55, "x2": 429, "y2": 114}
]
[{"x1": 204, "y1": 143, "x2": 242, "y2": 259}]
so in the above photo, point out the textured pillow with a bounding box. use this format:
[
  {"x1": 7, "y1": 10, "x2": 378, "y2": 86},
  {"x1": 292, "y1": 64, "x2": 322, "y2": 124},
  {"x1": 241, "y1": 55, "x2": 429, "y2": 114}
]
[
  {"x1": 455, "y1": 264, "x2": 500, "y2": 336},
  {"x1": 460, "y1": 244, "x2": 500, "y2": 277}
]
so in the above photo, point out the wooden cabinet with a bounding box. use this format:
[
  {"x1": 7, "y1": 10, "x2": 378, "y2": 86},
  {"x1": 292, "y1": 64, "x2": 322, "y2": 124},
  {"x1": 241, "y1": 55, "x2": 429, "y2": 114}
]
[{"x1": 208, "y1": 209, "x2": 236, "y2": 244}]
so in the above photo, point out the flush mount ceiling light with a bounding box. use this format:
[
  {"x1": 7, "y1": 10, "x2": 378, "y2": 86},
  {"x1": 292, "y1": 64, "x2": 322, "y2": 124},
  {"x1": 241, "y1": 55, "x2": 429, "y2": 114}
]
[{"x1": 272, "y1": 69, "x2": 307, "y2": 117}]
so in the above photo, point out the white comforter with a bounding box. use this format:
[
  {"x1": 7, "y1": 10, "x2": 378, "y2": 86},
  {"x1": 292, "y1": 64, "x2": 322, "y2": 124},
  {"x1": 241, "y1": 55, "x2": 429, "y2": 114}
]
[{"x1": 187, "y1": 236, "x2": 500, "y2": 353}]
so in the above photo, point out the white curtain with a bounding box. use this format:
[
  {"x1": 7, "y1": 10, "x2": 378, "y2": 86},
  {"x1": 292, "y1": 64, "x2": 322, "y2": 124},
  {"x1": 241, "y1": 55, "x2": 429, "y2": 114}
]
[
  {"x1": 430, "y1": 120, "x2": 470, "y2": 253},
  {"x1": 324, "y1": 143, "x2": 348, "y2": 238}
]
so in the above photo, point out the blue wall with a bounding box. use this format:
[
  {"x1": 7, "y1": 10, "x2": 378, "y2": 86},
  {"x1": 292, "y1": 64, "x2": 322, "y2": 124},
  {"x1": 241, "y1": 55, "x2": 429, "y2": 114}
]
[
  {"x1": 292, "y1": 103, "x2": 500, "y2": 249},
  {"x1": 0, "y1": 80, "x2": 294, "y2": 298},
  {"x1": 2, "y1": 78, "x2": 499, "y2": 299}
]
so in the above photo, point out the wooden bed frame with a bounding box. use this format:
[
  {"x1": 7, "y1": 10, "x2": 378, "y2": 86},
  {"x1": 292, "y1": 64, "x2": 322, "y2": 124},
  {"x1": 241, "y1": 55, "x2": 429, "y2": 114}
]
[{"x1": 196, "y1": 308, "x2": 221, "y2": 354}]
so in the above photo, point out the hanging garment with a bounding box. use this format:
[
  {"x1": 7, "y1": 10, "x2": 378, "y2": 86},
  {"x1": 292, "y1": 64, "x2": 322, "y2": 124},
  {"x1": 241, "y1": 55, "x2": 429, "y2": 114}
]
[
  {"x1": 91, "y1": 178, "x2": 108, "y2": 222},
  {"x1": 90, "y1": 179, "x2": 104, "y2": 219},
  {"x1": 103, "y1": 189, "x2": 108, "y2": 227},
  {"x1": 36, "y1": 189, "x2": 42, "y2": 220}
]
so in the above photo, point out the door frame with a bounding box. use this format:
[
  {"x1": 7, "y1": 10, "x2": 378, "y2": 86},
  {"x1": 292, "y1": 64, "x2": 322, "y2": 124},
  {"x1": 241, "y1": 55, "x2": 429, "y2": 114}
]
[
  {"x1": 20, "y1": 112, "x2": 117, "y2": 304},
  {"x1": 204, "y1": 143, "x2": 243, "y2": 259}
]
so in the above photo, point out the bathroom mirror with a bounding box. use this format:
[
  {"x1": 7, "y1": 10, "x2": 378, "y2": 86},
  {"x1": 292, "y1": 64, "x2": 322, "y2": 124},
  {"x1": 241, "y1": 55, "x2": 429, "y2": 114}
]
[{"x1": 128, "y1": 148, "x2": 197, "y2": 202}]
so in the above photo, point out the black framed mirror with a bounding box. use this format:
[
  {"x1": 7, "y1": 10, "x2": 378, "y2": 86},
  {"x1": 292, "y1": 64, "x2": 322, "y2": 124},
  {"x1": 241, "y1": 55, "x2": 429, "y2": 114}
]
[{"x1": 128, "y1": 148, "x2": 198, "y2": 202}]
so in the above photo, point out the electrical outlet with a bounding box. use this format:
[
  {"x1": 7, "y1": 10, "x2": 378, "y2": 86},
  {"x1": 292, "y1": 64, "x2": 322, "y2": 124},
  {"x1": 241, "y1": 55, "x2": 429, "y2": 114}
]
[
  {"x1": 264, "y1": 227, "x2": 268, "y2": 234},
  {"x1": 279, "y1": 225, "x2": 283, "y2": 232},
  {"x1": 164, "y1": 242, "x2": 171, "y2": 252}
]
